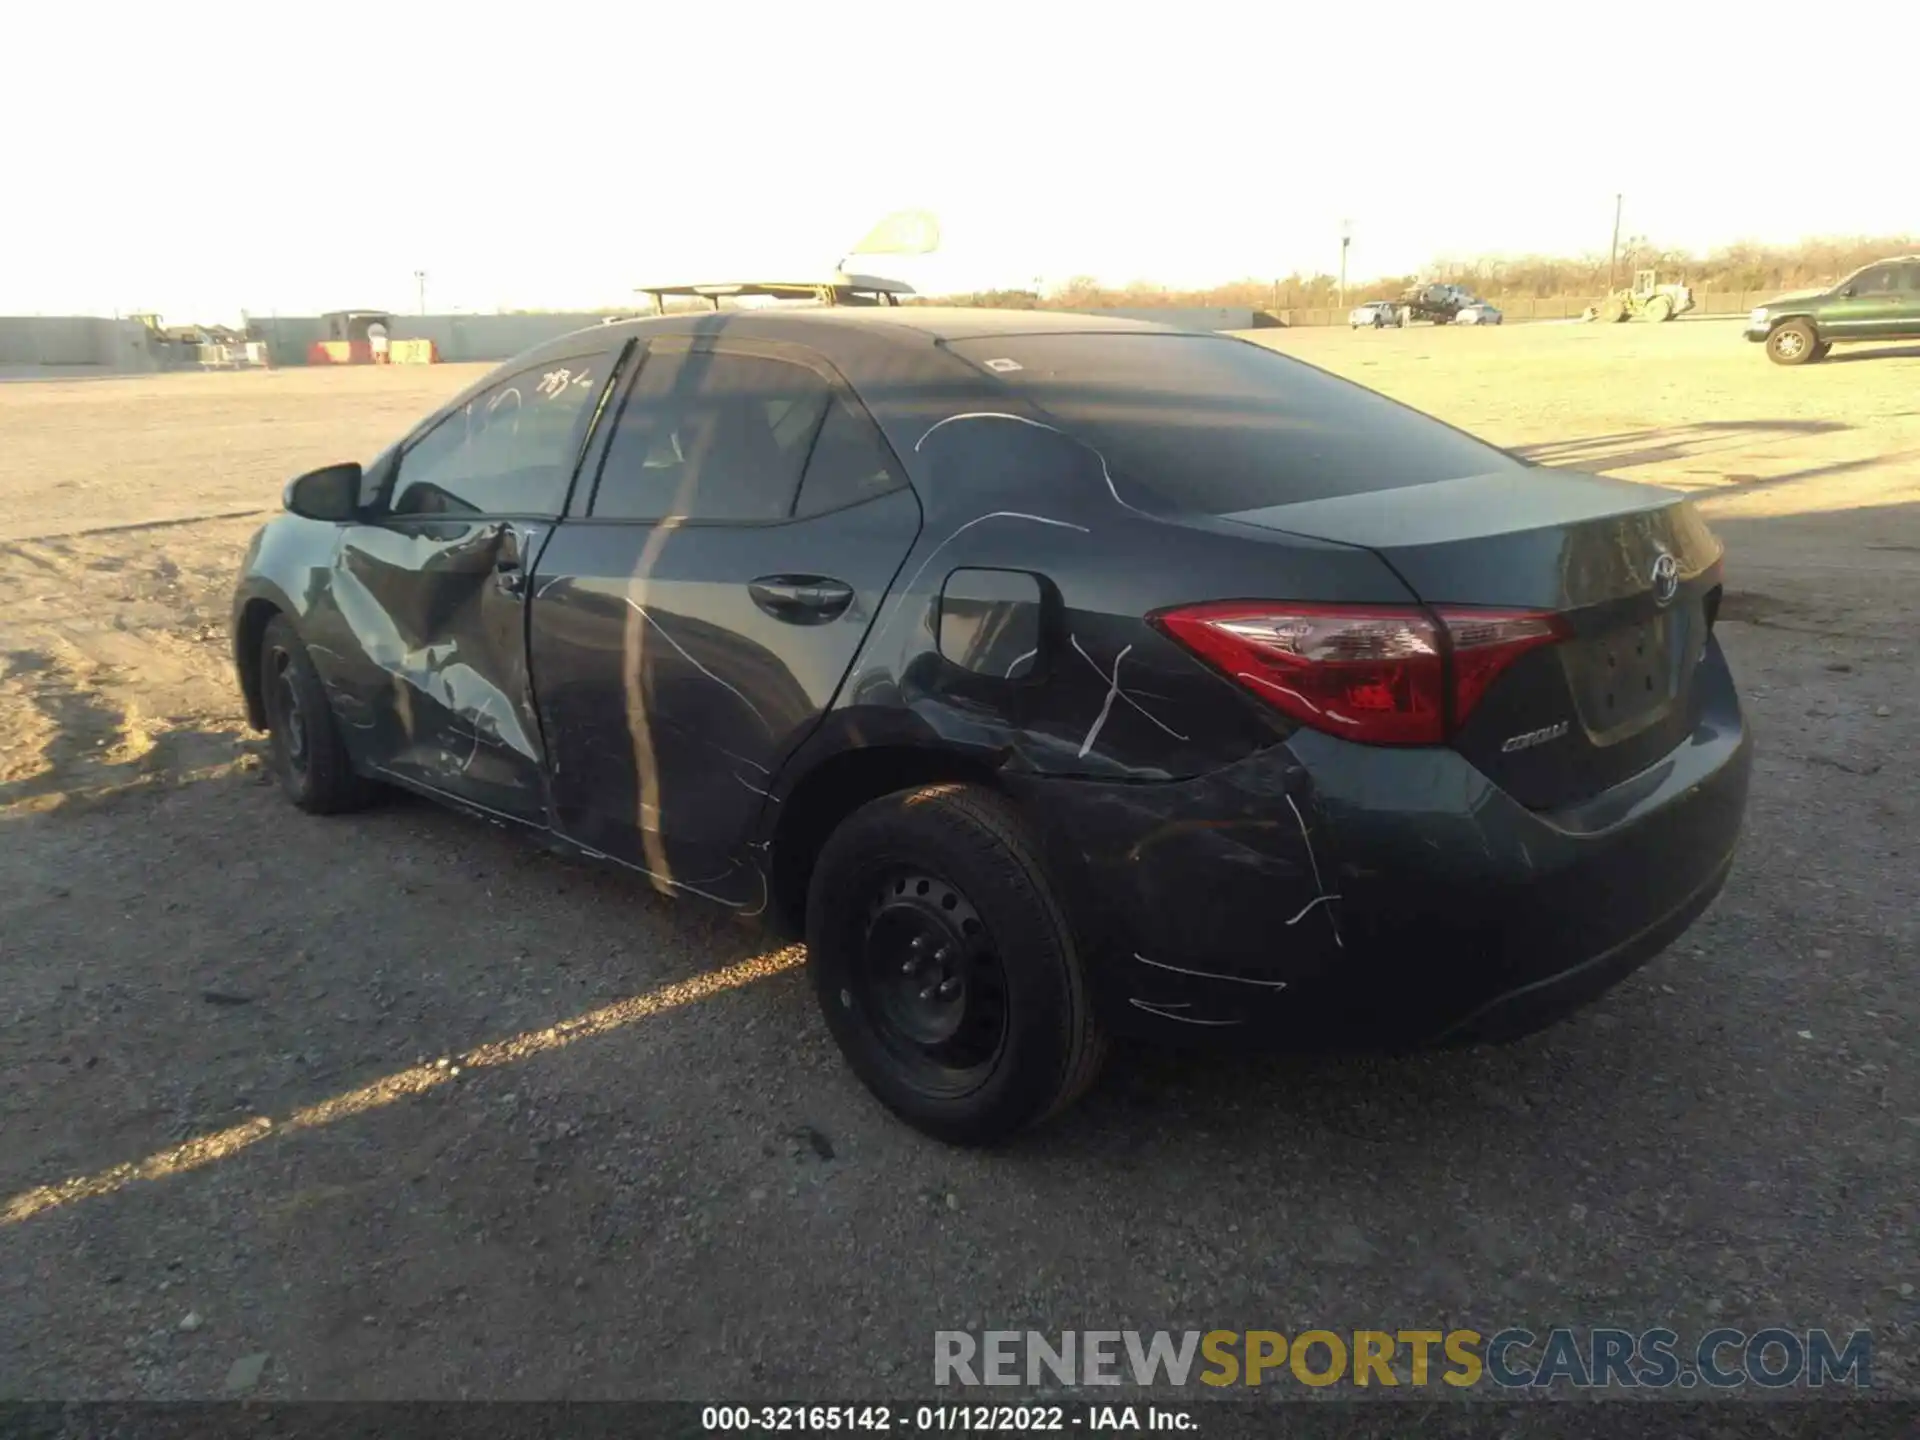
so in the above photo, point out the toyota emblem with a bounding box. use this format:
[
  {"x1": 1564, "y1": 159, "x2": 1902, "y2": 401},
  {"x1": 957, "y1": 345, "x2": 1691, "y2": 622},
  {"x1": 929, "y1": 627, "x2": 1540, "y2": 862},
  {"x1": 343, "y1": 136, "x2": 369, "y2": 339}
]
[{"x1": 1650, "y1": 552, "x2": 1679, "y2": 607}]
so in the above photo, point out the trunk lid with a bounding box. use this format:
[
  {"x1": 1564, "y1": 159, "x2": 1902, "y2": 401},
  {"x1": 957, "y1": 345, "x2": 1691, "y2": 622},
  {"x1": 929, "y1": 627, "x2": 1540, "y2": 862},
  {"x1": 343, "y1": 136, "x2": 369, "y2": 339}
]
[{"x1": 1220, "y1": 469, "x2": 1726, "y2": 810}]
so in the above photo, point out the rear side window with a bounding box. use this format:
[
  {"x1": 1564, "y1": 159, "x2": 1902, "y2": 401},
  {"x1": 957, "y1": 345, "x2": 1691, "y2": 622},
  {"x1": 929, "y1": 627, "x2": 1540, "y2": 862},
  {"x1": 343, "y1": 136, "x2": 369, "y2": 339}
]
[
  {"x1": 1852, "y1": 266, "x2": 1899, "y2": 295},
  {"x1": 591, "y1": 348, "x2": 832, "y2": 522},
  {"x1": 793, "y1": 399, "x2": 906, "y2": 517},
  {"x1": 945, "y1": 333, "x2": 1519, "y2": 514}
]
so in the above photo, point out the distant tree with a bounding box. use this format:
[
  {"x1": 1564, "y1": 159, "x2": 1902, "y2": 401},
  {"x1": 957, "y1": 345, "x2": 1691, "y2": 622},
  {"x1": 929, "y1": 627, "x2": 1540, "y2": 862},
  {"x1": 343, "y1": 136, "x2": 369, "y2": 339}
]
[
  {"x1": 1054, "y1": 275, "x2": 1111, "y2": 308},
  {"x1": 913, "y1": 233, "x2": 1919, "y2": 311}
]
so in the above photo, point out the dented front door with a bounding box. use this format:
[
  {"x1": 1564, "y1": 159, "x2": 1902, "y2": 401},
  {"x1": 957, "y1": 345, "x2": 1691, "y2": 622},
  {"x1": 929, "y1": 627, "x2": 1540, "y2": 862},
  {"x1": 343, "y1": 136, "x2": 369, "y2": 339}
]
[
  {"x1": 327, "y1": 346, "x2": 623, "y2": 822},
  {"x1": 334, "y1": 517, "x2": 553, "y2": 820}
]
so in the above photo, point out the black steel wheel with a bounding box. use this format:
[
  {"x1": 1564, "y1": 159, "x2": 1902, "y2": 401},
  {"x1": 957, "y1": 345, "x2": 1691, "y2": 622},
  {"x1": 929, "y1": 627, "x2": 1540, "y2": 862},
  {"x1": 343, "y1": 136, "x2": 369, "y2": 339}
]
[
  {"x1": 259, "y1": 615, "x2": 374, "y2": 814},
  {"x1": 806, "y1": 783, "x2": 1106, "y2": 1145},
  {"x1": 859, "y1": 871, "x2": 1009, "y2": 1090}
]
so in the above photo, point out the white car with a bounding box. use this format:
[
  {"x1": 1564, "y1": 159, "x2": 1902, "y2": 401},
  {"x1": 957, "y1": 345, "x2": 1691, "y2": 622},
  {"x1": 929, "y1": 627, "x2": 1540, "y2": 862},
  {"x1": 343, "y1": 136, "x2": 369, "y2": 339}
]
[
  {"x1": 1455, "y1": 301, "x2": 1503, "y2": 326},
  {"x1": 1348, "y1": 301, "x2": 1403, "y2": 329}
]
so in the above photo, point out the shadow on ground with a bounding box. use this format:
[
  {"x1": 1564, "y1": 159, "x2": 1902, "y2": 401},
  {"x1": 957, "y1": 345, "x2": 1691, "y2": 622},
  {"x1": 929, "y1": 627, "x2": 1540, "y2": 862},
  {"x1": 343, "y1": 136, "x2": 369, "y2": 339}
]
[
  {"x1": 1826, "y1": 343, "x2": 1920, "y2": 365},
  {"x1": 0, "y1": 646, "x2": 245, "y2": 812}
]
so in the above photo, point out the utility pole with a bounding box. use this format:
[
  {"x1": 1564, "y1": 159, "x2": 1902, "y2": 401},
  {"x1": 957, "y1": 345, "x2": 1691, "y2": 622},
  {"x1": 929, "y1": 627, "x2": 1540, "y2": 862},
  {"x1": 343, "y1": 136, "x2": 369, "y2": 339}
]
[
  {"x1": 1338, "y1": 220, "x2": 1353, "y2": 311},
  {"x1": 414, "y1": 270, "x2": 427, "y2": 316},
  {"x1": 1608, "y1": 195, "x2": 1623, "y2": 295}
]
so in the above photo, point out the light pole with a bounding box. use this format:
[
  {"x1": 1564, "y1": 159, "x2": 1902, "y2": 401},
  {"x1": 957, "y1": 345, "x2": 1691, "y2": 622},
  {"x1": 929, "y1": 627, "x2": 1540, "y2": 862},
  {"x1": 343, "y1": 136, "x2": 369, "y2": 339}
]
[
  {"x1": 1607, "y1": 195, "x2": 1622, "y2": 295},
  {"x1": 414, "y1": 270, "x2": 427, "y2": 316},
  {"x1": 1338, "y1": 220, "x2": 1353, "y2": 311}
]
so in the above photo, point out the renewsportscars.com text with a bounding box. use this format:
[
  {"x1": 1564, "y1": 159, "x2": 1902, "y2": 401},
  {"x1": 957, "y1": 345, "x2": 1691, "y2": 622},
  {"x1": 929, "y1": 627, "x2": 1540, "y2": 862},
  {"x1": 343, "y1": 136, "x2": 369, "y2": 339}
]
[{"x1": 933, "y1": 1327, "x2": 1872, "y2": 1390}]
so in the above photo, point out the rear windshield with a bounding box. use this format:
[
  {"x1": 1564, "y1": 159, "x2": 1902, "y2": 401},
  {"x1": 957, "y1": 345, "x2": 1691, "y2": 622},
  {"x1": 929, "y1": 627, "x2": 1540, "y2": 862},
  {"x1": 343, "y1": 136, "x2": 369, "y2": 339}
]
[{"x1": 944, "y1": 333, "x2": 1519, "y2": 515}]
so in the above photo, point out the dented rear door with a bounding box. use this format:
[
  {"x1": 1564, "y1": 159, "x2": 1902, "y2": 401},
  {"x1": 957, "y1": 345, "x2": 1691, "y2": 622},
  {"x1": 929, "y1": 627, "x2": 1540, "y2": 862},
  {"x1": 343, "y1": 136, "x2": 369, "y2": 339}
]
[{"x1": 330, "y1": 346, "x2": 625, "y2": 822}]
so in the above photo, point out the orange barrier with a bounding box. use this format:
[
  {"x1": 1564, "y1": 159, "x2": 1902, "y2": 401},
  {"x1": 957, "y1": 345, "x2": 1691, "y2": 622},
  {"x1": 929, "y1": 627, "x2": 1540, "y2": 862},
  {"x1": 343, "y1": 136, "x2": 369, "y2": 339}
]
[
  {"x1": 387, "y1": 338, "x2": 439, "y2": 364},
  {"x1": 307, "y1": 340, "x2": 372, "y2": 365}
]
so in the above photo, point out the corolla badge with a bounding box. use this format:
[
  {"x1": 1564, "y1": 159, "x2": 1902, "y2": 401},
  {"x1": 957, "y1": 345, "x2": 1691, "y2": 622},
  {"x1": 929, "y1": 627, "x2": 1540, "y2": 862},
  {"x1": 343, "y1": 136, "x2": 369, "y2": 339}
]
[
  {"x1": 1650, "y1": 551, "x2": 1679, "y2": 607},
  {"x1": 1500, "y1": 720, "x2": 1569, "y2": 753}
]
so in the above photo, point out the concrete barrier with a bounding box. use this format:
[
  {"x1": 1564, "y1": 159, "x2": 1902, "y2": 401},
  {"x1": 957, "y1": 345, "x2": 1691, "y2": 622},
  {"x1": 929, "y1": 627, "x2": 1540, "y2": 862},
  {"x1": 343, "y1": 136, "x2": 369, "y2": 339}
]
[{"x1": 0, "y1": 316, "x2": 158, "y2": 371}]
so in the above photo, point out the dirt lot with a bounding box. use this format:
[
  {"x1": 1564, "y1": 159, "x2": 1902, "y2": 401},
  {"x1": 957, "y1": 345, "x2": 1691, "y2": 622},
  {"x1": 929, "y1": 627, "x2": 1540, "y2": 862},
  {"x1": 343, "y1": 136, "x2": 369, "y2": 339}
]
[{"x1": 2, "y1": 323, "x2": 1915, "y2": 1401}]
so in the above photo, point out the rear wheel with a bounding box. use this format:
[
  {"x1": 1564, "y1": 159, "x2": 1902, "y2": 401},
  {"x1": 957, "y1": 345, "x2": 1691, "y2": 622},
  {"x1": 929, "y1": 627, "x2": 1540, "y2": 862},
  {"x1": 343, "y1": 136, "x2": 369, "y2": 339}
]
[
  {"x1": 1766, "y1": 320, "x2": 1819, "y2": 366},
  {"x1": 805, "y1": 783, "x2": 1106, "y2": 1145},
  {"x1": 260, "y1": 615, "x2": 375, "y2": 813}
]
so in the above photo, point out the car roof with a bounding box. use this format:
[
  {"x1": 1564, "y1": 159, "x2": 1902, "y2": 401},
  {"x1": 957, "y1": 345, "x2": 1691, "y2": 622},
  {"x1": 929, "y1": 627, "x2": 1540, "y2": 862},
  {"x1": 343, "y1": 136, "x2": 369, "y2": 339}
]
[
  {"x1": 596, "y1": 305, "x2": 1190, "y2": 344},
  {"x1": 506, "y1": 305, "x2": 1200, "y2": 391},
  {"x1": 481, "y1": 306, "x2": 1223, "y2": 463}
]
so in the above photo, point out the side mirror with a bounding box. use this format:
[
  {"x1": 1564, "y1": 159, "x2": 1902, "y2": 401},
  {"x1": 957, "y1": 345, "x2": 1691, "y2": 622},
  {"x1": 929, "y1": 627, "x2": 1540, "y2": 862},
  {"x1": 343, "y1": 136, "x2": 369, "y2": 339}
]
[{"x1": 283, "y1": 462, "x2": 364, "y2": 522}]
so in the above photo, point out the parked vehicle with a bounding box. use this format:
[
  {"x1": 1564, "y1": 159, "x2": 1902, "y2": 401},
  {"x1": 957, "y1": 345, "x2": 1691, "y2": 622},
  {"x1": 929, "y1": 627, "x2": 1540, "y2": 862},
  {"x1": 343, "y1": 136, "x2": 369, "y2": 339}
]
[
  {"x1": 1583, "y1": 270, "x2": 1695, "y2": 324},
  {"x1": 233, "y1": 304, "x2": 1750, "y2": 1144},
  {"x1": 1349, "y1": 301, "x2": 1402, "y2": 329},
  {"x1": 1746, "y1": 256, "x2": 1920, "y2": 365},
  {"x1": 1455, "y1": 302, "x2": 1503, "y2": 326},
  {"x1": 1398, "y1": 282, "x2": 1475, "y2": 325}
]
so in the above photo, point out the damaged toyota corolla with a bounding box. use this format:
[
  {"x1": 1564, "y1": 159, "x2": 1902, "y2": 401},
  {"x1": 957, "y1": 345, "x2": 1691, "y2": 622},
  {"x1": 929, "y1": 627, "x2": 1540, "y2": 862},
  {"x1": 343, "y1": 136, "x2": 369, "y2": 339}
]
[{"x1": 231, "y1": 308, "x2": 1750, "y2": 1144}]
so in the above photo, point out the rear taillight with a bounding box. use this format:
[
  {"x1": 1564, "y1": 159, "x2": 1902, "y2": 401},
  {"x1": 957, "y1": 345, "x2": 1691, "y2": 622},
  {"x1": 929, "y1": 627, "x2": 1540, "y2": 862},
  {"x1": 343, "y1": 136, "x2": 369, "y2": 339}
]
[{"x1": 1152, "y1": 602, "x2": 1566, "y2": 746}]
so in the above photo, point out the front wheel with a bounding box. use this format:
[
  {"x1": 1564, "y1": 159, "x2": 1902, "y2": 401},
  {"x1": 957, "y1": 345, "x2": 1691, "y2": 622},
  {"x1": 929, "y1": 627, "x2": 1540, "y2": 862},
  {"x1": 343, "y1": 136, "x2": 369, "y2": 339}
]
[
  {"x1": 1766, "y1": 320, "x2": 1819, "y2": 366},
  {"x1": 805, "y1": 784, "x2": 1106, "y2": 1145},
  {"x1": 260, "y1": 615, "x2": 375, "y2": 813}
]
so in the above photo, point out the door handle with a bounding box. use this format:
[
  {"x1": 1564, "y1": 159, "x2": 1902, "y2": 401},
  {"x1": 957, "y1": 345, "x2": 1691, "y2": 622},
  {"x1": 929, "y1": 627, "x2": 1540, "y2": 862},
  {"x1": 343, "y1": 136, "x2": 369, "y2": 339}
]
[{"x1": 749, "y1": 575, "x2": 854, "y2": 624}]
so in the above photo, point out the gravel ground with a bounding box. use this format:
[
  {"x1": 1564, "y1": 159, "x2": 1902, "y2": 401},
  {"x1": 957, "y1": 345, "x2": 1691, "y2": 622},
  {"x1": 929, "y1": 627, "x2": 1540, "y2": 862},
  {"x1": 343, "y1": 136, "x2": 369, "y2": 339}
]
[{"x1": 1, "y1": 323, "x2": 1915, "y2": 1402}]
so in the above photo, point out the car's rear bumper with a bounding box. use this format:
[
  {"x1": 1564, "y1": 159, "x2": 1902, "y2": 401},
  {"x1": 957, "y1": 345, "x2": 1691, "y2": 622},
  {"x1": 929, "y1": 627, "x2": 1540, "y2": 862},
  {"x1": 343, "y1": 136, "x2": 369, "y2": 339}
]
[
  {"x1": 1423, "y1": 844, "x2": 1731, "y2": 1046},
  {"x1": 1010, "y1": 645, "x2": 1750, "y2": 1051}
]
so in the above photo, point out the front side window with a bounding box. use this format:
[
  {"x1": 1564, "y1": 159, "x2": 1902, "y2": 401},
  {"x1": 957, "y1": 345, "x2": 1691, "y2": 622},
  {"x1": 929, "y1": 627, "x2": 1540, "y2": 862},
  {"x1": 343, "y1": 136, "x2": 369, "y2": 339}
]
[
  {"x1": 590, "y1": 348, "x2": 835, "y2": 522},
  {"x1": 390, "y1": 355, "x2": 609, "y2": 518},
  {"x1": 1851, "y1": 266, "x2": 1898, "y2": 296}
]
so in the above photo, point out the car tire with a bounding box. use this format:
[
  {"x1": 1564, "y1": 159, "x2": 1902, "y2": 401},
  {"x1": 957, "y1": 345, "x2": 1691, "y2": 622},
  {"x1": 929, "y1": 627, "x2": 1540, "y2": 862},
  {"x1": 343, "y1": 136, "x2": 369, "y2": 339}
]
[
  {"x1": 259, "y1": 615, "x2": 375, "y2": 814},
  {"x1": 1767, "y1": 320, "x2": 1819, "y2": 366},
  {"x1": 805, "y1": 782, "x2": 1107, "y2": 1145}
]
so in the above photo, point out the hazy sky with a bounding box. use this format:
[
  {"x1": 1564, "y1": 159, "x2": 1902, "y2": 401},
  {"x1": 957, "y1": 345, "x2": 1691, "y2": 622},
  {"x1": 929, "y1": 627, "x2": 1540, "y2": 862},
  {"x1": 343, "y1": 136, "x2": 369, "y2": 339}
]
[{"x1": 7, "y1": 0, "x2": 1911, "y2": 322}]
